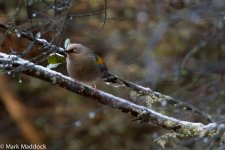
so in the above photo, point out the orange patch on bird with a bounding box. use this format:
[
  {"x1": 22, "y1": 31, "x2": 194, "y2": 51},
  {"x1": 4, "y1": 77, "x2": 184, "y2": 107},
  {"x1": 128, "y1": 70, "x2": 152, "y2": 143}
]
[{"x1": 97, "y1": 56, "x2": 104, "y2": 65}]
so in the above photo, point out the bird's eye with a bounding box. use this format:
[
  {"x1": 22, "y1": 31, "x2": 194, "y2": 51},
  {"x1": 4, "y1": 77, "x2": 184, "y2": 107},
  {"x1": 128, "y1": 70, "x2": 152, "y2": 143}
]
[{"x1": 73, "y1": 48, "x2": 81, "y2": 53}]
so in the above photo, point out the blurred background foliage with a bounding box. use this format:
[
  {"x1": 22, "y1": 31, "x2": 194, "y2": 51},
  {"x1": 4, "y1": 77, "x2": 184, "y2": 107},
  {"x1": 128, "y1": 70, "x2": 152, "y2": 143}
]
[{"x1": 0, "y1": 0, "x2": 224, "y2": 149}]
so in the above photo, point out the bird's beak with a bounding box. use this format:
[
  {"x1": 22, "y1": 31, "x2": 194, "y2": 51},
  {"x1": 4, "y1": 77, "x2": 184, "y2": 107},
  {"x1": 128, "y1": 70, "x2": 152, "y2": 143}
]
[{"x1": 65, "y1": 49, "x2": 73, "y2": 53}]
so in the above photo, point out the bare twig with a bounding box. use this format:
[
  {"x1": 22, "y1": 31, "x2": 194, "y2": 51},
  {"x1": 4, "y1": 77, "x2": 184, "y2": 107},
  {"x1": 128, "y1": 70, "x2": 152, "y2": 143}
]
[
  {"x1": 0, "y1": 23, "x2": 65, "y2": 55},
  {"x1": 69, "y1": 10, "x2": 105, "y2": 18},
  {"x1": 94, "y1": 0, "x2": 107, "y2": 32}
]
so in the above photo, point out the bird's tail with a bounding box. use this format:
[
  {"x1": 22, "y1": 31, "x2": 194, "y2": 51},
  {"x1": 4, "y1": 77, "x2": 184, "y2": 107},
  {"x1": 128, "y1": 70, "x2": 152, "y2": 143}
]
[{"x1": 101, "y1": 72, "x2": 124, "y2": 87}]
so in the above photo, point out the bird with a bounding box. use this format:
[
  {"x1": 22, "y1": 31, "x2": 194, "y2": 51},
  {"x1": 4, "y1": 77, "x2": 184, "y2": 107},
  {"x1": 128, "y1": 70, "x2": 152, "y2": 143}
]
[{"x1": 65, "y1": 43, "x2": 123, "y2": 87}]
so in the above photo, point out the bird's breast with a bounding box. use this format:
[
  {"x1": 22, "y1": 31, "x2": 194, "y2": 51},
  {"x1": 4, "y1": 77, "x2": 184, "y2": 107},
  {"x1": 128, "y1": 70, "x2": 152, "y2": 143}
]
[{"x1": 66, "y1": 54, "x2": 101, "y2": 82}]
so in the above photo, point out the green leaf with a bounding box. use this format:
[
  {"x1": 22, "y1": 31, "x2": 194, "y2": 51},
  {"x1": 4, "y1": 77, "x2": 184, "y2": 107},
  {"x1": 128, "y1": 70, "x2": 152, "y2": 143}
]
[
  {"x1": 48, "y1": 53, "x2": 66, "y2": 64},
  {"x1": 47, "y1": 53, "x2": 66, "y2": 69},
  {"x1": 47, "y1": 63, "x2": 62, "y2": 69},
  {"x1": 64, "y1": 38, "x2": 71, "y2": 49}
]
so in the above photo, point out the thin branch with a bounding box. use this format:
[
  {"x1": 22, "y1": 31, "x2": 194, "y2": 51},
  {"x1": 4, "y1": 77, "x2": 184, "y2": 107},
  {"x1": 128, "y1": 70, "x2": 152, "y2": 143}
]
[
  {"x1": 19, "y1": 41, "x2": 35, "y2": 58},
  {"x1": 41, "y1": 0, "x2": 71, "y2": 12},
  {"x1": 113, "y1": 75, "x2": 213, "y2": 122},
  {"x1": 94, "y1": 0, "x2": 107, "y2": 32},
  {"x1": 0, "y1": 23, "x2": 65, "y2": 55},
  {"x1": 68, "y1": 10, "x2": 105, "y2": 18}
]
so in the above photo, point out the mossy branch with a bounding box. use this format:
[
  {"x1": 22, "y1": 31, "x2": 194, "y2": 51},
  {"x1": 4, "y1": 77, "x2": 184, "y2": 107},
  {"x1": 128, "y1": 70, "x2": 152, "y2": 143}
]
[{"x1": 0, "y1": 52, "x2": 218, "y2": 139}]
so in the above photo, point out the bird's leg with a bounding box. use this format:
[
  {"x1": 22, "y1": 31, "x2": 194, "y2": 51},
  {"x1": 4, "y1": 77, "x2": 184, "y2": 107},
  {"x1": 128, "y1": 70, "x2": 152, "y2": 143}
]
[
  {"x1": 92, "y1": 82, "x2": 97, "y2": 88},
  {"x1": 86, "y1": 82, "x2": 97, "y2": 88}
]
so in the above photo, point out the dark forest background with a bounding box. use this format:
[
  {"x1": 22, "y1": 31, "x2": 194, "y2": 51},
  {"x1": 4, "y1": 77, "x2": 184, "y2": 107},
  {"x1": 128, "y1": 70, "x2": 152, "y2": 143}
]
[{"x1": 0, "y1": 0, "x2": 224, "y2": 149}]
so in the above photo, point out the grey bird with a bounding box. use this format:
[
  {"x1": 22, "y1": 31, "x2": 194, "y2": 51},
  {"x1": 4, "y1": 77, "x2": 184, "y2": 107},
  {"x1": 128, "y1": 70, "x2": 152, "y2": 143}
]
[{"x1": 65, "y1": 43, "x2": 123, "y2": 87}]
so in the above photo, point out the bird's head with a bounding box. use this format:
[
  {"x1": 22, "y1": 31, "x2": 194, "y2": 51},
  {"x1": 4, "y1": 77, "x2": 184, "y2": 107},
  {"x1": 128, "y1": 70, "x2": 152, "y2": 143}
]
[{"x1": 65, "y1": 43, "x2": 87, "y2": 55}]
